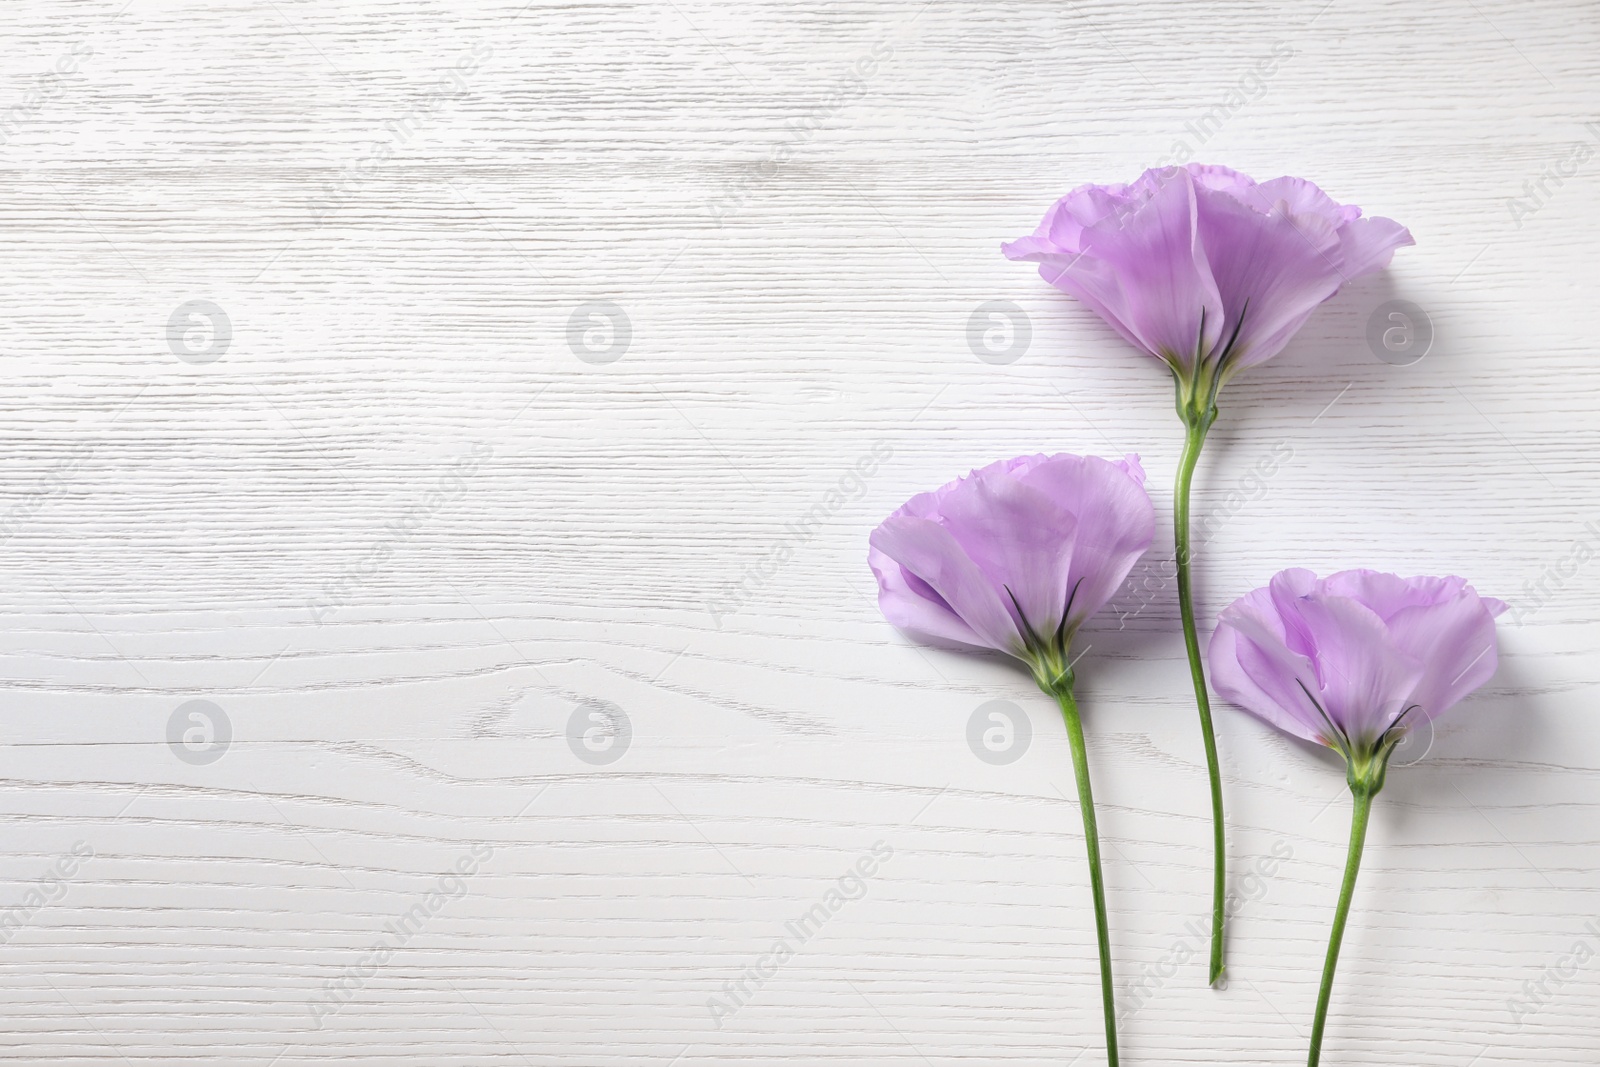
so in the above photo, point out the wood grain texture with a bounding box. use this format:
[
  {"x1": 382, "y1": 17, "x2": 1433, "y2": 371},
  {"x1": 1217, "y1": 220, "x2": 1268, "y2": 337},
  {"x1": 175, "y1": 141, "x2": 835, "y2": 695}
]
[{"x1": 0, "y1": 0, "x2": 1597, "y2": 1062}]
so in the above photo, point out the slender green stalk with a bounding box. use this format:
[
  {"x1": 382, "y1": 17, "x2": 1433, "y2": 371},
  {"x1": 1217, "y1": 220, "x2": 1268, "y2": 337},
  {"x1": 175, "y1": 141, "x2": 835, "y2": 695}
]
[
  {"x1": 1308, "y1": 783, "x2": 1376, "y2": 1066},
  {"x1": 1047, "y1": 679, "x2": 1118, "y2": 1067},
  {"x1": 1173, "y1": 410, "x2": 1227, "y2": 985}
]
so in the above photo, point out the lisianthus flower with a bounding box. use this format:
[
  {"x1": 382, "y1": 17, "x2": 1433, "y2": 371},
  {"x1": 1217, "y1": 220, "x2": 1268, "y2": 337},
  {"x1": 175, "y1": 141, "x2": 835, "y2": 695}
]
[
  {"x1": 869, "y1": 452, "x2": 1155, "y2": 688},
  {"x1": 1210, "y1": 568, "x2": 1506, "y2": 777},
  {"x1": 1208, "y1": 567, "x2": 1505, "y2": 1066},
  {"x1": 868, "y1": 452, "x2": 1155, "y2": 1067},
  {"x1": 1003, "y1": 164, "x2": 1413, "y2": 984},
  {"x1": 1001, "y1": 164, "x2": 1413, "y2": 384}
]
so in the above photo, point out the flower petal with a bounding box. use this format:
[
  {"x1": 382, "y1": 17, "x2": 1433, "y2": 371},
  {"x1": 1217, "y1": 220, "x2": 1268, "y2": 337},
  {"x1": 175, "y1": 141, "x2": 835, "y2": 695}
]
[
  {"x1": 1074, "y1": 169, "x2": 1225, "y2": 367},
  {"x1": 1016, "y1": 453, "x2": 1156, "y2": 632},
  {"x1": 1002, "y1": 187, "x2": 1154, "y2": 358},
  {"x1": 1336, "y1": 215, "x2": 1415, "y2": 280},
  {"x1": 1210, "y1": 586, "x2": 1327, "y2": 744},
  {"x1": 1321, "y1": 569, "x2": 1464, "y2": 622},
  {"x1": 1005, "y1": 165, "x2": 1412, "y2": 380},
  {"x1": 931, "y1": 466, "x2": 1080, "y2": 642},
  {"x1": 1265, "y1": 567, "x2": 1321, "y2": 660},
  {"x1": 1193, "y1": 182, "x2": 1345, "y2": 371},
  {"x1": 1211, "y1": 568, "x2": 1502, "y2": 759},
  {"x1": 1001, "y1": 182, "x2": 1133, "y2": 259},
  {"x1": 1188, "y1": 163, "x2": 1264, "y2": 203},
  {"x1": 1386, "y1": 585, "x2": 1503, "y2": 719},
  {"x1": 1006, "y1": 170, "x2": 1224, "y2": 368},
  {"x1": 869, "y1": 516, "x2": 1021, "y2": 654},
  {"x1": 1254, "y1": 175, "x2": 1353, "y2": 228},
  {"x1": 867, "y1": 545, "x2": 990, "y2": 650},
  {"x1": 1288, "y1": 592, "x2": 1427, "y2": 743}
]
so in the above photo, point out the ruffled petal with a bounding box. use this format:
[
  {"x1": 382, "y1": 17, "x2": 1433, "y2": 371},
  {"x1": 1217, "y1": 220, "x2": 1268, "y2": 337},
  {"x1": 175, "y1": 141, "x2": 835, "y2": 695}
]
[
  {"x1": 931, "y1": 466, "x2": 1080, "y2": 642},
  {"x1": 1193, "y1": 182, "x2": 1346, "y2": 372},
  {"x1": 866, "y1": 453, "x2": 1157, "y2": 665},
  {"x1": 869, "y1": 515, "x2": 1022, "y2": 654},
  {"x1": 1188, "y1": 163, "x2": 1264, "y2": 203},
  {"x1": 1336, "y1": 215, "x2": 1415, "y2": 280},
  {"x1": 1211, "y1": 568, "x2": 1503, "y2": 760},
  {"x1": 1210, "y1": 587, "x2": 1327, "y2": 744},
  {"x1": 1001, "y1": 186, "x2": 1143, "y2": 355},
  {"x1": 1285, "y1": 592, "x2": 1427, "y2": 744},
  {"x1": 1074, "y1": 168, "x2": 1225, "y2": 368},
  {"x1": 1005, "y1": 164, "x2": 1412, "y2": 380},
  {"x1": 1015, "y1": 453, "x2": 1156, "y2": 632},
  {"x1": 1386, "y1": 585, "x2": 1504, "y2": 719},
  {"x1": 1253, "y1": 175, "x2": 1352, "y2": 229},
  {"x1": 1005, "y1": 169, "x2": 1224, "y2": 369},
  {"x1": 867, "y1": 545, "x2": 989, "y2": 650},
  {"x1": 1265, "y1": 567, "x2": 1321, "y2": 659},
  {"x1": 1321, "y1": 569, "x2": 1464, "y2": 622}
]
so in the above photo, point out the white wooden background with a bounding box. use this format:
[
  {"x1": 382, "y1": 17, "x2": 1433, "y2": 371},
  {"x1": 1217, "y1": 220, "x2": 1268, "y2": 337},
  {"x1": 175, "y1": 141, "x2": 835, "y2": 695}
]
[{"x1": 0, "y1": 0, "x2": 1596, "y2": 1063}]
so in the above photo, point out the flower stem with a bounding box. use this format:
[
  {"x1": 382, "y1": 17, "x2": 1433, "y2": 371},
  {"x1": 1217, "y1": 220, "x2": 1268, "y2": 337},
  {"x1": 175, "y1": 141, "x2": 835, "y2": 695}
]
[
  {"x1": 1308, "y1": 783, "x2": 1375, "y2": 1067},
  {"x1": 1174, "y1": 412, "x2": 1227, "y2": 985},
  {"x1": 1048, "y1": 680, "x2": 1118, "y2": 1067}
]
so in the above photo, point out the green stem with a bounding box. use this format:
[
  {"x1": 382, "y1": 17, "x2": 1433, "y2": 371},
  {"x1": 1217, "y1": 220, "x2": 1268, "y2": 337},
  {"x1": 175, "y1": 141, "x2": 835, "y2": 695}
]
[
  {"x1": 1174, "y1": 413, "x2": 1227, "y2": 985},
  {"x1": 1308, "y1": 784, "x2": 1375, "y2": 1067},
  {"x1": 1048, "y1": 681, "x2": 1118, "y2": 1067}
]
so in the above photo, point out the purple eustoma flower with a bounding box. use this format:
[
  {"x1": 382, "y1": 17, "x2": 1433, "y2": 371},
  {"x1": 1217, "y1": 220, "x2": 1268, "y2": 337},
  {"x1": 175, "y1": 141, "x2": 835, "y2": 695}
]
[
  {"x1": 1209, "y1": 567, "x2": 1506, "y2": 776},
  {"x1": 1004, "y1": 165, "x2": 1414, "y2": 984},
  {"x1": 1001, "y1": 164, "x2": 1413, "y2": 382},
  {"x1": 1208, "y1": 568, "x2": 1505, "y2": 1066},
  {"x1": 868, "y1": 451, "x2": 1155, "y2": 1067},
  {"x1": 868, "y1": 452, "x2": 1155, "y2": 687}
]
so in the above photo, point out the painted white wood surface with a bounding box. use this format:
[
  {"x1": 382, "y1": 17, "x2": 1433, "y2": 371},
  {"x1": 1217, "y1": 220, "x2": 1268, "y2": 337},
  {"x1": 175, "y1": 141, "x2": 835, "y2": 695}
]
[{"x1": 0, "y1": 0, "x2": 1596, "y2": 1063}]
